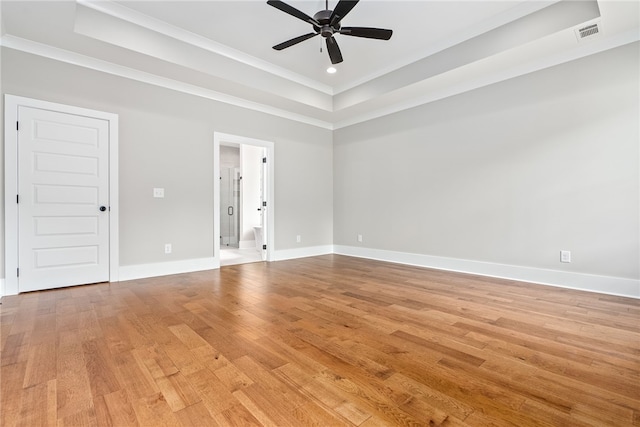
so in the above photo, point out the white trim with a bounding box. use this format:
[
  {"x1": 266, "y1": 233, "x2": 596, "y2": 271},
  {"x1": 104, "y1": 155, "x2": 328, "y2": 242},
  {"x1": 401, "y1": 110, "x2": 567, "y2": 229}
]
[
  {"x1": 274, "y1": 245, "x2": 334, "y2": 262},
  {"x1": 77, "y1": 0, "x2": 333, "y2": 96},
  {"x1": 118, "y1": 257, "x2": 217, "y2": 282},
  {"x1": 0, "y1": 36, "x2": 333, "y2": 130},
  {"x1": 3, "y1": 30, "x2": 636, "y2": 132},
  {"x1": 333, "y1": 28, "x2": 640, "y2": 130},
  {"x1": 108, "y1": 107, "x2": 120, "y2": 283},
  {"x1": 3, "y1": 95, "x2": 119, "y2": 296},
  {"x1": 334, "y1": 245, "x2": 640, "y2": 299},
  {"x1": 214, "y1": 133, "x2": 275, "y2": 265},
  {"x1": 4, "y1": 97, "x2": 19, "y2": 296},
  {"x1": 0, "y1": 279, "x2": 5, "y2": 299}
]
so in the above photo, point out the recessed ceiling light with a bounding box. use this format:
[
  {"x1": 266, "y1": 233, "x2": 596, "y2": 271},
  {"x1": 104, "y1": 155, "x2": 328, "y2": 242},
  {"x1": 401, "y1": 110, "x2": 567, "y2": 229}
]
[{"x1": 327, "y1": 67, "x2": 337, "y2": 74}]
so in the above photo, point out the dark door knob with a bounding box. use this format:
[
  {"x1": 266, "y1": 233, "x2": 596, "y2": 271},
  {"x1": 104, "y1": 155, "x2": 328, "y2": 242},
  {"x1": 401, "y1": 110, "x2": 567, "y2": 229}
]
[{"x1": 99, "y1": 206, "x2": 107, "y2": 212}]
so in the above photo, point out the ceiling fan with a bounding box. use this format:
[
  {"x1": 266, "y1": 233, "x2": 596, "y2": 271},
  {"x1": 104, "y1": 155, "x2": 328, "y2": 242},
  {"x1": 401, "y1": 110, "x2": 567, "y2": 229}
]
[{"x1": 267, "y1": 0, "x2": 393, "y2": 65}]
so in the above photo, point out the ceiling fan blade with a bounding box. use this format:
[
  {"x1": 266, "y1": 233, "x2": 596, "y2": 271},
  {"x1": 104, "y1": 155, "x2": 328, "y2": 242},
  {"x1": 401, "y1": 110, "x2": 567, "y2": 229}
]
[
  {"x1": 267, "y1": 0, "x2": 319, "y2": 26},
  {"x1": 329, "y1": 0, "x2": 359, "y2": 26},
  {"x1": 326, "y1": 36, "x2": 343, "y2": 64},
  {"x1": 273, "y1": 32, "x2": 319, "y2": 50},
  {"x1": 339, "y1": 27, "x2": 393, "y2": 40}
]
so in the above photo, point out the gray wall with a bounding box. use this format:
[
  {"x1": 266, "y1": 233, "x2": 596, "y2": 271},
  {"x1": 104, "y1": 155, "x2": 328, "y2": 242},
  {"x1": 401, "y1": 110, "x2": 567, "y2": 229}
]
[
  {"x1": 2, "y1": 42, "x2": 638, "y2": 291},
  {"x1": 1, "y1": 48, "x2": 333, "y2": 273},
  {"x1": 334, "y1": 42, "x2": 639, "y2": 281}
]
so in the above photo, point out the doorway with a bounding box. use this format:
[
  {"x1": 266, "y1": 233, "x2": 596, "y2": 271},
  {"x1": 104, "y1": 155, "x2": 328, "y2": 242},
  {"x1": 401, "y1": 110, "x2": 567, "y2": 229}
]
[
  {"x1": 214, "y1": 133, "x2": 274, "y2": 267},
  {"x1": 4, "y1": 95, "x2": 119, "y2": 295}
]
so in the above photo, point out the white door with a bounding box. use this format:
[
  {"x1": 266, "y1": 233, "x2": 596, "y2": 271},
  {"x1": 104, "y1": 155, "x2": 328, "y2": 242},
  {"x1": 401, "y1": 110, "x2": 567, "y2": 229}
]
[{"x1": 17, "y1": 106, "x2": 110, "y2": 292}]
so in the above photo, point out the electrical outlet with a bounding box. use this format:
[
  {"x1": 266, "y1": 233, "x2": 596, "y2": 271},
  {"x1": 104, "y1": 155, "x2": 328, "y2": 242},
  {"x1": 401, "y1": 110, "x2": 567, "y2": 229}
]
[
  {"x1": 296, "y1": 235, "x2": 301, "y2": 243},
  {"x1": 560, "y1": 250, "x2": 571, "y2": 263},
  {"x1": 165, "y1": 243, "x2": 172, "y2": 254},
  {"x1": 153, "y1": 188, "x2": 165, "y2": 198},
  {"x1": 357, "y1": 234, "x2": 363, "y2": 243}
]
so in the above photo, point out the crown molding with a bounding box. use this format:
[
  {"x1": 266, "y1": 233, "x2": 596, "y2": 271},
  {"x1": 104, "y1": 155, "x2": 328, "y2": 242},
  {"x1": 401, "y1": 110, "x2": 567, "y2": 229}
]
[
  {"x1": 0, "y1": 35, "x2": 333, "y2": 130},
  {"x1": 3, "y1": 30, "x2": 636, "y2": 131},
  {"x1": 333, "y1": 28, "x2": 639, "y2": 129},
  {"x1": 77, "y1": 0, "x2": 334, "y2": 96}
]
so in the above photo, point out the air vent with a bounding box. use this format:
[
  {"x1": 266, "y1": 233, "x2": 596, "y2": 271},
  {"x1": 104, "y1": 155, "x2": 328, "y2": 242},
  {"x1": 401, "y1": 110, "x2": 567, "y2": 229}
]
[{"x1": 575, "y1": 22, "x2": 601, "y2": 42}]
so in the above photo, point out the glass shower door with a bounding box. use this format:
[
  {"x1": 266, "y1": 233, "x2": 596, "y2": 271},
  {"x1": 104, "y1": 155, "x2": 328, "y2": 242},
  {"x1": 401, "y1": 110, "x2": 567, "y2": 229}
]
[{"x1": 220, "y1": 167, "x2": 240, "y2": 247}]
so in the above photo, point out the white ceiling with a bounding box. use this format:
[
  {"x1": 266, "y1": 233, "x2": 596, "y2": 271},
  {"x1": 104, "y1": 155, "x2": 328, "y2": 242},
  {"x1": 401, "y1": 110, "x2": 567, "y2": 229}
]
[{"x1": 1, "y1": 1, "x2": 638, "y2": 129}]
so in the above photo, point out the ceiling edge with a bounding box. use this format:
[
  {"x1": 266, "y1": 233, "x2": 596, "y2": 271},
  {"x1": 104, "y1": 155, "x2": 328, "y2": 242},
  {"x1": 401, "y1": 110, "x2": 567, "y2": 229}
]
[
  {"x1": 77, "y1": 0, "x2": 335, "y2": 96},
  {"x1": 0, "y1": 35, "x2": 334, "y2": 130},
  {"x1": 2, "y1": 24, "x2": 636, "y2": 131},
  {"x1": 332, "y1": 0, "x2": 560, "y2": 95},
  {"x1": 333, "y1": 29, "x2": 640, "y2": 130}
]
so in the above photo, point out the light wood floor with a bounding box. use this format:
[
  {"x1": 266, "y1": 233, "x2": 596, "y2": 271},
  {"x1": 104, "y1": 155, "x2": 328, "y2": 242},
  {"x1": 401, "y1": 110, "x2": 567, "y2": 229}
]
[{"x1": 1, "y1": 255, "x2": 639, "y2": 426}]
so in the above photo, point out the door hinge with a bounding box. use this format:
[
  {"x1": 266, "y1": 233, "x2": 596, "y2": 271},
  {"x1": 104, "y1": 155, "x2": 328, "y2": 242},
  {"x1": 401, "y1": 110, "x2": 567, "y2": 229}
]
[
  {"x1": 16, "y1": 194, "x2": 19, "y2": 204},
  {"x1": 262, "y1": 245, "x2": 267, "y2": 250},
  {"x1": 17, "y1": 268, "x2": 19, "y2": 277},
  {"x1": 262, "y1": 157, "x2": 267, "y2": 163},
  {"x1": 16, "y1": 121, "x2": 19, "y2": 131}
]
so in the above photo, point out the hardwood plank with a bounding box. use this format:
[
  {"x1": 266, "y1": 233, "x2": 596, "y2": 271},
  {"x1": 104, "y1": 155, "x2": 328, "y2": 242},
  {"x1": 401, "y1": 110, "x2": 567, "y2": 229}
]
[
  {"x1": 232, "y1": 389, "x2": 279, "y2": 427},
  {"x1": 1, "y1": 333, "x2": 27, "y2": 366},
  {"x1": 1, "y1": 254, "x2": 638, "y2": 426},
  {"x1": 174, "y1": 401, "x2": 219, "y2": 427},
  {"x1": 102, "y1": 389, "x2": 139, "y2": 426},
  {"x1": 184, "y1": 368, "x2": 238, "y2": 416},
  {"x1": 129, "y1": 392, "x2": 180, "y2": 427},
  {"x1": 55, "y1": 331, "x2": 94, "y2": 420},
  {"x1": 23, "y1": 342, "x2": 57, "y2": 388},
  {"x1": 82, "y1": 339, "x2": 121, "y2": 397},
  {"x1": 112, "y1": 351, "x2": 159, "y2": 401},
  {"x1": 0, "y1": 362, "x2": 27, "y2": 427},
  {"x1": 16, "y1": 381, "x2": 49, "y2": 427},
  {"x1": 219, "y1": 402, "x2": 263, "y2": 427},
  {"x1": 154, "y1": 372, "x2": 201, "y2": 412}
]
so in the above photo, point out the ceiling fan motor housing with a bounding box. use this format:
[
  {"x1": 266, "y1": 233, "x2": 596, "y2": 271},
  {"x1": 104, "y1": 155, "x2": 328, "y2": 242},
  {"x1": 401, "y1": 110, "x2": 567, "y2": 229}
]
[{"x1": 314, "y1": 10, "x2": 340, "y2": 38}]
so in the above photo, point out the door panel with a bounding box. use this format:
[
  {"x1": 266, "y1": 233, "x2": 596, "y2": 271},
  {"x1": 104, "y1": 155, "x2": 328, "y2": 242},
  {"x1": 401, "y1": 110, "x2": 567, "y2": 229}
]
[
  {"x1": 220, "y1": 167, "x2": 240, "y2": 247},
  {"x1": 18, "y1": 106, "x2": 110, "y2": 292}
]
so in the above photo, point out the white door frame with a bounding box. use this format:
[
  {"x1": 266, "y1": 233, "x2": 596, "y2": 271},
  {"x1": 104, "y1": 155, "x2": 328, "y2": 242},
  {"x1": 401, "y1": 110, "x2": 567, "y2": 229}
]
[
  {"x1": 4, "y1": 95, "x2": 119, "y2": 296},
  {"x1": 214, "y1": 132, "x2": 274, "y2": 265}
]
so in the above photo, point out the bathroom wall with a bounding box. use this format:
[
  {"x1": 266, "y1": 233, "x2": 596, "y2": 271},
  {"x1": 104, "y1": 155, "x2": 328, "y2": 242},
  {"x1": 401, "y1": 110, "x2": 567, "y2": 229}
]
[
  {"x1": 220, "y1": 145, "x2": 240, "y2": 169},
  {"x1": 240, "y1": 144, "x2": 264, "y2": 247}
]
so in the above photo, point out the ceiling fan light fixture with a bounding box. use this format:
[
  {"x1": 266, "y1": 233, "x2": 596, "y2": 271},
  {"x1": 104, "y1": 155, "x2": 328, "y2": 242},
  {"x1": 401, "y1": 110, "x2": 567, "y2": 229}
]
[
  {"x1": 327, "y1": 66, "x2": 337, "y2": 74},
  {"x1": 268, "y1": 0, "x2": 393, "y2": 65}
]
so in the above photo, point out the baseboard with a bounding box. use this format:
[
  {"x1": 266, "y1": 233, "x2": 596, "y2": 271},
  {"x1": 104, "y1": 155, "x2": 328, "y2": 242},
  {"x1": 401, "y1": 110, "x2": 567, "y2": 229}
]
[
  {"x1": 274, "y1": 245, "x2": 334, "y2": 262},
  {"x1": 333, "y1": 245, "x2": 640, "y2": 299},
  {"x1": 8, "y1": 247, "x2": 637, "y2": 299},
  {"x1": 118, "y1": 257, "x2": 218, "y2": 282}
]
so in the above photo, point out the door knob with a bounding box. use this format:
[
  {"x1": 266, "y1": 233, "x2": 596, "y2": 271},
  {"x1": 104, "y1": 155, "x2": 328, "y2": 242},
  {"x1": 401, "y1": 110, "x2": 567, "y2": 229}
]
[{"x1": 99, "y1": 206, "x2": 107, "y2": 212}]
